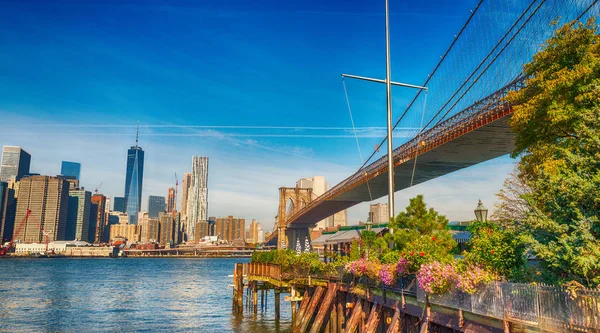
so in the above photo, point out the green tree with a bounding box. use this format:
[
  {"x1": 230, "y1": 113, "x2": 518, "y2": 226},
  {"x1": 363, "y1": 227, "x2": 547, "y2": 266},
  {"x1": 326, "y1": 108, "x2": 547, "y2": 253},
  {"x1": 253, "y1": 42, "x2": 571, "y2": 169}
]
[
  {"x1": 387, "y1": 195, "x2": 456, "y2": 269},
  {"x1": 505, "y1": 19, "x2": 600, "y2": 286},
  {"x1": 465, "y1": 221, "x2": 528, "y2": 280}
]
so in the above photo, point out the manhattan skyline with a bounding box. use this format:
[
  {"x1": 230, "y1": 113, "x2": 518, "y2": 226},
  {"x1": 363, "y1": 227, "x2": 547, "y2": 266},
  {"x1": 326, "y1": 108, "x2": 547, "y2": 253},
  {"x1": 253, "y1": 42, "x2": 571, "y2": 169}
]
[{"x1": 0, "y1": 0, "x2": 515, "y2": 230}]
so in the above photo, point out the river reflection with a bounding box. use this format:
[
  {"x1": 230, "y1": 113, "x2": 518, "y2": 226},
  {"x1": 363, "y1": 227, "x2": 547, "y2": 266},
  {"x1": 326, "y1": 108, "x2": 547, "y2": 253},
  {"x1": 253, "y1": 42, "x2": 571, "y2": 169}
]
[{"x1": 0, "y1": 258, "x2": 292, "y2": 333}]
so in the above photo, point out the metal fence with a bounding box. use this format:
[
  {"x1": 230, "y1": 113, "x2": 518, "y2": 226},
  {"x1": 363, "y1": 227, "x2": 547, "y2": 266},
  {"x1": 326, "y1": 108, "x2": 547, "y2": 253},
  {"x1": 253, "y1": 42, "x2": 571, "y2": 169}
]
[{"x1": 423, "y1": 282, "x2": 600, "y2": 331}]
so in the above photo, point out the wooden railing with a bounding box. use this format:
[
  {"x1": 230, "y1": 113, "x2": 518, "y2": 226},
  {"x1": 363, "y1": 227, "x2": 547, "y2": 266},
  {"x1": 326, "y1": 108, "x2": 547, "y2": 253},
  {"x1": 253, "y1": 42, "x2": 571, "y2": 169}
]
[{"x1": 245, "y1": 262, "x2": 282, "y2": 282}]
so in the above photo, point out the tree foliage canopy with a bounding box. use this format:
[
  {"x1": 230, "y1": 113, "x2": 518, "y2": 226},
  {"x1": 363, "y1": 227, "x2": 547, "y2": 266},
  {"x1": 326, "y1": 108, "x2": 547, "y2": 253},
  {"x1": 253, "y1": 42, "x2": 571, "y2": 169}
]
[
  {"x1": 387, "y1": 195, "x2": 456, "y2": 268},
  {"x1": 505, "y1": 19, "x2": 600, "y2": 286}
]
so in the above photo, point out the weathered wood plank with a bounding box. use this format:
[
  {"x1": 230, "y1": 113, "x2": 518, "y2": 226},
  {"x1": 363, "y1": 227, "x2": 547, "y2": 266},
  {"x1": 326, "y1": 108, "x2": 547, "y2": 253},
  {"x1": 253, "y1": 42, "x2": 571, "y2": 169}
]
[
  {"x1": 294, "y1": 289, "x2": 312, "y2": 328},
  {"x1": 364, "y1": 303, "x2": 381, "y2": 333},
  {"x1": 309, "y1": 283, "x2": 339, "y2": 333},
  {"x1": 298, "y1": 286, "x2": 325, "y2": 333},
  {"x1": 343, "y1": 300, "x2": 363, "y2": 333}
]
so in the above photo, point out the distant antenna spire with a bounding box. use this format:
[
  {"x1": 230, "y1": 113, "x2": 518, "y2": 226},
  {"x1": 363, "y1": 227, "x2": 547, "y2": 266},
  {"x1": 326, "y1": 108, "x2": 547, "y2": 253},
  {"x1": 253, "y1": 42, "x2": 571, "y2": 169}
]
[{"x1": 135, "y1": 121, "x2": 139, "y2": 148}]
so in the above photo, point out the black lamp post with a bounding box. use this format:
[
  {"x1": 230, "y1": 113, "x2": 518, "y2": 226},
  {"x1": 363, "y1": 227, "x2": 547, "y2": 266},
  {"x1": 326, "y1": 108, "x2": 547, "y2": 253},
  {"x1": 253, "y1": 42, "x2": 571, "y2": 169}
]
[{"x1": 474, "y1": 199, "x2": 488, "y2": 222}]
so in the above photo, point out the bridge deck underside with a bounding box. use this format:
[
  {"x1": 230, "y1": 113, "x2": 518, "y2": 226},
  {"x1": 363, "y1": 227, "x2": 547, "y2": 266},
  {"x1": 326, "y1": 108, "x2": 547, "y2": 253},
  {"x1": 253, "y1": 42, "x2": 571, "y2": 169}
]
[{"x1": 291, "y1": 115, "x2": 515, "y2": 226}]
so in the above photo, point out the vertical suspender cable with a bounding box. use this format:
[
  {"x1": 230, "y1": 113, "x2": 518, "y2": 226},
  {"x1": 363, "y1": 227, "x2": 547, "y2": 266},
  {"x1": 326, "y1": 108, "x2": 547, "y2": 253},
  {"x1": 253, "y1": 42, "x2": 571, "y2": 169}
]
[
  {"x1": 410, "y1": 90, "x2": 428, "y2": 187},
  {"x1": 342, "y1": 78, "x2": 374, "y2": 201}
]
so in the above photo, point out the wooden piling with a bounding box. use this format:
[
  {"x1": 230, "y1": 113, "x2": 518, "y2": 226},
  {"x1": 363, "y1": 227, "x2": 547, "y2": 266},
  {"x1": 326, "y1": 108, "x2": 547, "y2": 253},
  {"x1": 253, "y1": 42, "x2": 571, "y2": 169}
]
[
  {"x1": 291, "y1": 286, "x2": 299, "y2": 326},
  {"x1": 274, "y1": 290, "x2": 281, "y2": 321},
  {"x1": 386, "y1": 308, "x2": 401, "y2": 333},
  {"x1": 253, "y1": 284, "x2": 258, "y2": 314},
  {"x1": 261, "y1": 290, "x2": 265, "y2": 311},
  {"x1": 233, "y1": 263, "x2": 244, "y2": 311}
]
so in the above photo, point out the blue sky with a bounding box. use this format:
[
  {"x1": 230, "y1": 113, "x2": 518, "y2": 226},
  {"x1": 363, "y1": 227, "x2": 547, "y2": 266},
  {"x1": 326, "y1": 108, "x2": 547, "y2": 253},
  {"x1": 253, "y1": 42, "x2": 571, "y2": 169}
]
[{"x1": 0, "y1": 0, "x2": 518, "y2": 230}]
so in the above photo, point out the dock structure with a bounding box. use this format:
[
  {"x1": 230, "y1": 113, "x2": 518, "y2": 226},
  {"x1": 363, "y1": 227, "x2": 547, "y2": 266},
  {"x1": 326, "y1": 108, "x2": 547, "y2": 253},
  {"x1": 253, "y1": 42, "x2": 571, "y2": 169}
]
[{"x1": 233, "y1": 262, "x2": 600, "y2": 333}]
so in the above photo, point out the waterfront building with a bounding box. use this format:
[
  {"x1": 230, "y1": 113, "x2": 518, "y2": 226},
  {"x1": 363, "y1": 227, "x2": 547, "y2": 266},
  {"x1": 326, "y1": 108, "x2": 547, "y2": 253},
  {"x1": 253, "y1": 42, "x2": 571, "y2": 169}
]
[
  {"x1": 14, "y1": 240, "x2": 114, "y2": 256},
  {"x1": 0, "y1": 181, "x2": 16, "y2": 243},
  {"x1": 113, "y1": 196, "x2": 126, "y2": 212},
  {"x1": 248, "y1": 219, "x2": 263, "y2": 244},
  {"x1": 66, "y1": 189, "x2": 91, "y2": 241},
  {"x1": 369, "y1": 203, "x2": 389, "y2": 224},
  {"x1": 60, "y1": 161, "x2": 81, "y2": 180},
  {"x1": 14, "y1": 176, "x2": 69, "y2": 242},
  {"x1": 148, "y1": 195, "x2": 165, "y2": 218},
  {"x1": 186, "y1": 156, "x2": 208, "y2": 241},
  {"x1": 159, "y1": 212, "x2": 181, "y2": 245},
  {"x1": 215, "y1": 216, "x2": 245, "y2": 243},
  {"x1": 0, "y1": 146, "x2": 31, "y2": 182},
  {"x1": 167, "y1": 187, "x2": 175, "y2": 213},
  {"x1": 195, "y1": 220, "x2": 210, "y2": 241},
  {"x1": 89, "y1": 202, "x2": 99, "y2": 243},
  {"x1": 124, "y1": 130, "x2": 144, "y2": 224},
  {"x1": 180, "y1": 172, "x2": 192, "y2": 220},
  {"x1": 109, "y1": 223, "x2": 140, "y2": 243},
  {"x1": 90, "y1": 194, "x2": 107, "y2": 243},
  {"x1": 140, "y1": 217, "x2": 160, "y2": 243}
]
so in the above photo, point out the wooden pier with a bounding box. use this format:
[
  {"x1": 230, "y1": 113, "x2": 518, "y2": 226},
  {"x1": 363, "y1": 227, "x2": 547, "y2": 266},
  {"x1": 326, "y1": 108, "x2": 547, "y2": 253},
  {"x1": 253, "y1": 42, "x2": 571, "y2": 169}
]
[{"x1": 233, "y1": 262, "x2": 600, "y2": 333}]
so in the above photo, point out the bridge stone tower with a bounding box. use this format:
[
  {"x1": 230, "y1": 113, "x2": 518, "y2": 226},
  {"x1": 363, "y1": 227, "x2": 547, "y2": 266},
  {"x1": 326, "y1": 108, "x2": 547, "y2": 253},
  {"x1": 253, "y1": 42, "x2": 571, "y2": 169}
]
[{"x1": 277, "y1": 186, "x2": 313, "y2": 250}]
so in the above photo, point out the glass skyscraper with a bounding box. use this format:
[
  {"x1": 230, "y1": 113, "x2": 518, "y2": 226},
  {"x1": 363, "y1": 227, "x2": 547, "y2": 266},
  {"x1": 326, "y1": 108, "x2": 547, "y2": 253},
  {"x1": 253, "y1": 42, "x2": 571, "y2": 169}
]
[
  {"x1": 186, "y1": 156, "x2": 208, "y2": 241},
  {"x1": 61, "y1": 161, "x2": 81, "y2": 180},
  {"x1": 113, "y1": 196, "x2": 126, "y2": 213},
  {"x1": 148, "y1": 195, "x2": 165, "y2": 218},
  {"x1": 124, "y1": 142, "x2": 144, "y2": 225}
]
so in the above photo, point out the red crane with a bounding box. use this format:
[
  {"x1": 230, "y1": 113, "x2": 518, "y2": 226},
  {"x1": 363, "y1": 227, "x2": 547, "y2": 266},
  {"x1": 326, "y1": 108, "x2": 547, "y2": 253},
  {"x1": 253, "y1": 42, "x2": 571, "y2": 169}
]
[
  {"x1": 94, "y1": 182, "x2": 103, "y2": 195},
  {"x1": 0, "y1": 209, "x2": 52, "y2": 256}
]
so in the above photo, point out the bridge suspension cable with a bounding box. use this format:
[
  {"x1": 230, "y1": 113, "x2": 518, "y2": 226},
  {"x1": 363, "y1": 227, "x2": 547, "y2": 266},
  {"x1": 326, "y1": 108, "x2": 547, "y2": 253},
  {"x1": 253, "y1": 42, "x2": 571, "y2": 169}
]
[
  {"x1": 342, "y1": 77, "x2": 373, "y2": 201},
  {"x1": 352, "y1": 0, "x2": 485, "y2": 173}
]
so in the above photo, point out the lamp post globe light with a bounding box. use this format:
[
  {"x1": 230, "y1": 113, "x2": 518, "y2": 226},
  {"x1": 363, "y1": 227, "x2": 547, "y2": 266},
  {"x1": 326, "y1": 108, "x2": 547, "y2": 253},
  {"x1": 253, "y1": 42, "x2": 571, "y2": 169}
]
[{"x1": 474, "y1": 199, "x2": 488, "y2": 222}]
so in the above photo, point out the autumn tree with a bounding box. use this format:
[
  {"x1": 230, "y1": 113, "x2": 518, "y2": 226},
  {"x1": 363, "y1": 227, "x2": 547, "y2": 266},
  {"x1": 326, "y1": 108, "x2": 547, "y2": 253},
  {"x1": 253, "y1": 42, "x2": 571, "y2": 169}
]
[
  {"x1": 505, "y1": 19, "x2": 600, "y2": 286},
  {"x1": 491, "y1": 163, "x2": 532, "y2": 229}
]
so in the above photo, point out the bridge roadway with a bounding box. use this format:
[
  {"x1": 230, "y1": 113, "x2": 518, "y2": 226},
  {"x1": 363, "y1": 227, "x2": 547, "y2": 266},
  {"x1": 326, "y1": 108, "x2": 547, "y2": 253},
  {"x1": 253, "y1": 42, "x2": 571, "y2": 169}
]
[{"x1": 281, "y1": 79, "x2": 521, "y2": 230}]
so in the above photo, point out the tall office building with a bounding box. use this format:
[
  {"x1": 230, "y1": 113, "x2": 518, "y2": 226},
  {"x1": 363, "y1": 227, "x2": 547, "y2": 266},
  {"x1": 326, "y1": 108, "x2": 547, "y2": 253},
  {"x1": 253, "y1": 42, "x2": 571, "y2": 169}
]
[
  {"x1": 180, "y1": 172, "x2": 192, "y2": 220},
  {"x1": 113, "y1": 197, "x2": 126, "y2": 212},
  {"x1": 90, "y1": 194, "x2": 107, "y2": 243},
  {"x1": 159, "y1": 212, "x2": 181, "y2": 245},
  {"x1": 124, "y1": 128, "x2": 144, "y2": 224},
  {"x1": 0, "y1": 181, "x2": 16, "y2": 243},
  {"x1": 14, "y1": 176, "x2": 69, "y2": 243},
  {"x1": 60, "y1": 161, "x2": 81, "y2": 180},
  {"x1": 369, "y1": 203, "x2": 389, "y2": 224},
  {"x1": 167, "y1": 187, "x2": 175, "y2": 213},
  {"x1": 148, "y1": 195, "x2": 165, "y2": 218},
  {"x1": 186, "y1": 156, "x2": 208, "y2": 241},
  {"x1": 66, "y1": 189, "x2": 91, "y2": 241},
  {"x1": 248, "y1": 219, "x2": 263, "y2": 244},
  {"x1": 0, "y1": 146, "x2": 31, "y2": 182},
  {"x1": 215, "y1": 216, "x2": 245, "y2": 243}
]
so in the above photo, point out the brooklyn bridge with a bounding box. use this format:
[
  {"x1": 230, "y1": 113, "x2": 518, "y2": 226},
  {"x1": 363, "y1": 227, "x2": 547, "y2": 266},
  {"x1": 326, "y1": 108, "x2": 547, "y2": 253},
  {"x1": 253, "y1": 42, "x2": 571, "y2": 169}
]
[{"x1": 266, "y1": 0, "x2": 599, "y2": 248}]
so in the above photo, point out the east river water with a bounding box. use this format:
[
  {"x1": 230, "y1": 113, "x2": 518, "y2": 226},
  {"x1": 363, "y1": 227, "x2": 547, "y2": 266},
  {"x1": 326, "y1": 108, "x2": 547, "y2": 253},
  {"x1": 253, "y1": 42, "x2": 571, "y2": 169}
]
[{"x1": 0, "y1": 258, "x2": 292, "y2": 332}]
